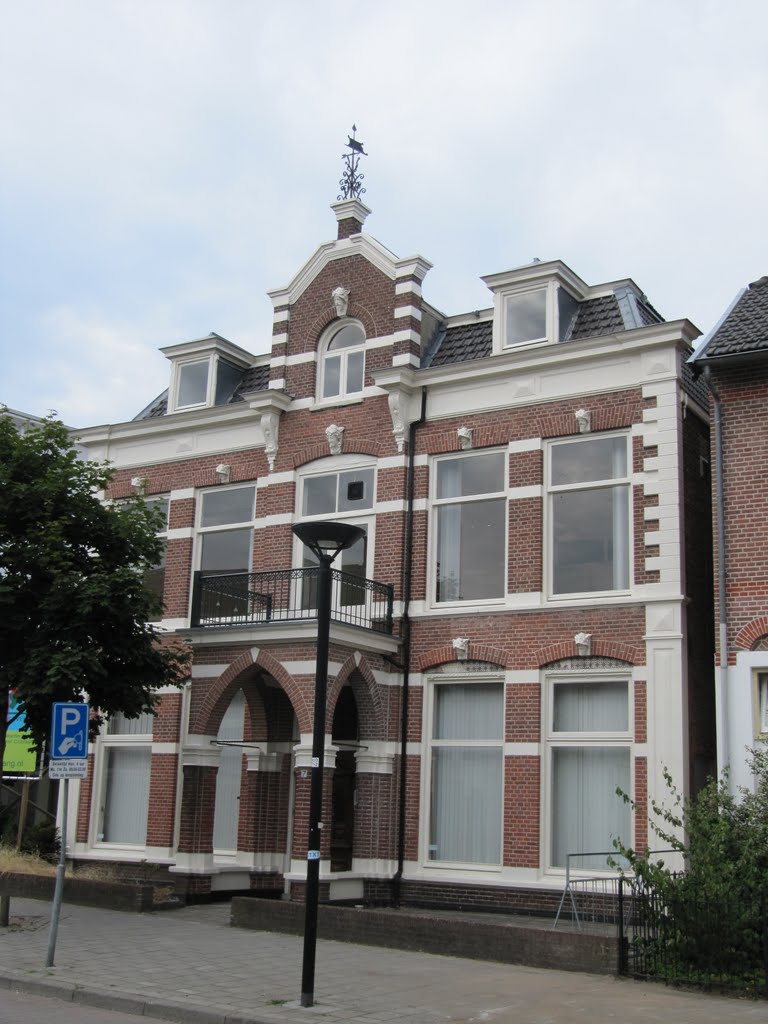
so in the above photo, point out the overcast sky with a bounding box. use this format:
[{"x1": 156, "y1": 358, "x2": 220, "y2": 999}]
[{"x1": 1, "y1": 0, "x2": 766, "y2": 428}]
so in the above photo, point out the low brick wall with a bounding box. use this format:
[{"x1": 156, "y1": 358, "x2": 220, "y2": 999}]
[
  {"x1": 0, "y1": 871, "x2": 180, "y2": 912},
  {"x1": 230, "y1": 897, "x2": 618, "y2": 975}
]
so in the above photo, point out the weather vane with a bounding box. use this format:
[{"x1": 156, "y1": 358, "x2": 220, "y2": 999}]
[{"x1": 338, "y1": 125, "x2": 367, "y2": 201}]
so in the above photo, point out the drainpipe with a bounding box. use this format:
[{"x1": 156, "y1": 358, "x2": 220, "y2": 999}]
[
  {"x1": 703, "y1": 365, "x2": 729, "y2": 773},
  {"x1": 393, "y1": 386, "x2": 427, "y2": 906}
]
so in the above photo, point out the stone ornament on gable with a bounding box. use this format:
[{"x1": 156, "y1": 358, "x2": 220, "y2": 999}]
[
  {"x1": 326, "y1": 423, "x2": 345, "y2": 455},
  {"x1": 332, "y1": 286, "x2": 350, "y2": 318},
  {"x1": 457, "y1": 426, "x2": 473, "y2": 450}
]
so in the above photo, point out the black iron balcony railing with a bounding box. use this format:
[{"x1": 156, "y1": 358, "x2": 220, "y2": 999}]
[{"x1": 190, "y1": 568, "x2": 394, "y2": 634}]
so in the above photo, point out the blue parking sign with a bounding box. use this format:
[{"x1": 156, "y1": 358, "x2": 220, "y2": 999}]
[{"x1": 50, "y1": 703, "x2": 89, "y2": 759}]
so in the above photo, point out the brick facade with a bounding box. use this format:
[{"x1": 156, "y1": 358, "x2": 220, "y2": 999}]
[{"x1": 71, "y1": 200, "x2": 715, "y2": 911}]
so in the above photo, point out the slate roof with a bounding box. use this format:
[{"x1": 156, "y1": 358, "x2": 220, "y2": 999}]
[
  {"x1": 568, "y1": 296, "x2": 625, "y2": 339},
  {"x1": 427, "y1": 320, "x2": 491, "y2": 367},
  {"x1": 694, "y1": 276, "x2": 768, "y2": 362},
  {"x1": 424, "y1": 288, "x2": 665, "y2": 368}
]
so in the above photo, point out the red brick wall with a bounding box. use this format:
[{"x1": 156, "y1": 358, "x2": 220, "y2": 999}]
[{"x1": 710, "y1": 369, "x2": 768, "y2": 659}]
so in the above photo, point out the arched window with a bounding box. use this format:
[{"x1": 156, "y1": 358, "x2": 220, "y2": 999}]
[{"x1": 320, "y1": 322, "x2": 366, "y2": 400}]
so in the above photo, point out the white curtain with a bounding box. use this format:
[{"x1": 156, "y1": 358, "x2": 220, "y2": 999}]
[
  {"x1": 213, "y1": 690, "x2": 246, "y2": 852},
  {"x1": 551, "y1": 681, "x2": 630, "y2": 868},
  {"x1": 102, "y1": 746, "x2": 151, "y2": 844},
  {"x1": 551, "y1": 746, "x2": 630, "y2": 869},
  {"x1": 429, "y1": 684, "x2": 503, "y2": 864},
  {"x1": 553, "y1": 682, "x2": 628, "y2": 732}
]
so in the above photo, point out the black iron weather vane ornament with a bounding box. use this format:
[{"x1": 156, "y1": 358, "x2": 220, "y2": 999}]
[{"x1": 337, "y1": 124, "x2": 367, "y2": 200}]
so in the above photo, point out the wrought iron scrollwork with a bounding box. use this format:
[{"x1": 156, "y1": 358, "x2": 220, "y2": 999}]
[{"x1": 337, "y1": 124, "x2": 367, "y2": 201}]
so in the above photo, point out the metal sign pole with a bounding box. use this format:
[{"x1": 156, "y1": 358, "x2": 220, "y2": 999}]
[{"x1": 45, "y1": 777, "x2": 68, "y2": 967}]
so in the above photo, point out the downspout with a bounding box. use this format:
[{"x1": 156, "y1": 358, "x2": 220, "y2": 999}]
[
  {"x1": 703, "y1": 365, "x2": 729, "y2": 772},
  {"x1": 393, "y1": 386, "x2": 427, "y2": 906}
]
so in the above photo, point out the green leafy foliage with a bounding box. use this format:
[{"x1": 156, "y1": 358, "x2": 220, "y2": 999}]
[
  {"x1": 0, "y1": 412, "x2": 189, "y2": 768},
  {"x1": 615, "y1": 751, "x2": 768, "y2": 993}
]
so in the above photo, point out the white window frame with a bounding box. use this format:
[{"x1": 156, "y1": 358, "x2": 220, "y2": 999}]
[
  {"x1": 753, "y1": 670, "x2": 768, "y2": 740},
  {"x1": 542, "y1": 667, "x2": 633, "y2": 873},
  {"x1": 429, "y1": 449, "x2": 508, "y2": 607},
  {"x1": 294, "y1": 458, "x2": 377, "y2": 607},
  {"x1": 195, "y1": 483, "x2": 257, "y2": 576},
  {"x1": 546, "y1": 432, "x2": 632, "y2": 600},
  {"x1": 421, "y1": 672, "x2": 505, "y2": 871},
  {"x1": 92, "y1": 711, "x2": 155, "y2": 851},
  {"x1": 497, "y1": 281, "x2": 579, "y2": 351},
  {"x1": 145, "y1": 495, "x2": 169, "y2": 622},
  {"x1": 317, "y1": 320, "x2": 366, "y2": 402}
]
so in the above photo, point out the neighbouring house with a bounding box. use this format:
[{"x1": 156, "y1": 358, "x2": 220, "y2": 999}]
[
  {"x1": 68, "y1": 159, "x2": 715, "y2": 908},
  {"x1": 690, "y1": 275, "x2": 768, "y2": 793}
]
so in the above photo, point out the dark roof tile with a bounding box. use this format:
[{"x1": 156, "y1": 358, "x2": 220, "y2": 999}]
[
  {"x1": 427, "y1": 320, "x2": 492, "y2": 367},
  {"x1": 699, "y1": 277, "x2": 768, "y2": 360},
  {"x1": 569, "y1": 296, "x2": 625, "y2": 339},
  {"x1": 230, "y1": 364, "x2": 270, "y2": 401}
]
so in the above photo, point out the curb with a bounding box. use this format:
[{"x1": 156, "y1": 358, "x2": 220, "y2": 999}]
[{"x1": 0, "y1": 968, "x2": 278, "y2": 1024}]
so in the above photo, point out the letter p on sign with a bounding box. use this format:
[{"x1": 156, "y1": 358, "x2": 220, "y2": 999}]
[{"x1": 51, "y1": 702, "x2": 89, "y2": 759}]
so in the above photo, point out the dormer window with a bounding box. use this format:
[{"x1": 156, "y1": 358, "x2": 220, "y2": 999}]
[
  {"x1": 175, "y1": 355, "x2": 241, "y2": 411},
  {"x1": 162, "y1": 334, "x2": 253, "y2": 414},
  {"x1": 320, "y1": 322, "x2": 365, "y2": 400},
  {"x1": 502, "y1": 283, "x2": 578, "y2": 350}
]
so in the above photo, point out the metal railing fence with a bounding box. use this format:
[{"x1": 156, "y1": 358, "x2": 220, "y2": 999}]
[
  {"x1": 190, "y1": 568, "x2": 394, "y2": 634},
  {"x1": 618, "y1": 875, "x2": 768, "y2": 998}
]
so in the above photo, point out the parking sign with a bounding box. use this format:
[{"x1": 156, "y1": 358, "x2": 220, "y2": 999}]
[{"x1": 50, "y1": 702, "x2": 89, "y2": 760}]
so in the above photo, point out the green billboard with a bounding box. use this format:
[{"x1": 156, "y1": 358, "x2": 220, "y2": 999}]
[{"x1": 3, "y1": 692, "x2": 38, "y2": 775}]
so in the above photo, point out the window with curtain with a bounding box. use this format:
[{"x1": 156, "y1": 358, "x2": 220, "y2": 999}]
[
  {"x1": 549, "y1": 434, "x2": 630, "y2": 595},
  {"x1": 98, "y1": 711, "x2": 155, "y2": 845},
  {"x1": 548, "y1": 678, "x2": 631, "y2": 869},
  {"x1": 427, "y1": 681, "x2": 504, "y2": 865},
  {"x1": 433, "y1": 452, "x2": 506, "y2": 603}
]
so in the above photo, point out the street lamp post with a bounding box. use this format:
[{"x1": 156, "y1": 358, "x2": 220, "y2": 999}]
[{"x1": 292, "y1": 520, "x2": 364, "y2": 1009}]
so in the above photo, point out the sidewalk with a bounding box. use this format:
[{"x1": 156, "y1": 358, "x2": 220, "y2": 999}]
[{"x1": 0, "y1": 897, "x2": 765, "y2": 1024}]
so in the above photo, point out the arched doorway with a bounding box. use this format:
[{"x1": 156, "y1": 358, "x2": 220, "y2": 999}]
[{"x1": 331, "y1": 686, "x2": 358, "y2": 872}]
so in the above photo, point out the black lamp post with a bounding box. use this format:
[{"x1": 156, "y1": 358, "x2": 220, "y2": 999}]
[{"x1": 292, "y1": 520, "x2": 365, "y2": 1008}]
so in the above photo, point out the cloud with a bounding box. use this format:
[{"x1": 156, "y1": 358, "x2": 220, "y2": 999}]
[{"x1": 1, "y1": 0, "x2": 767, "y2": 423}]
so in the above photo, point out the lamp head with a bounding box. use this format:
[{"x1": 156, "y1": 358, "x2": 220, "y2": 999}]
[{"x1": 292, "y1": 521, "x2": 365, "y2": 563}]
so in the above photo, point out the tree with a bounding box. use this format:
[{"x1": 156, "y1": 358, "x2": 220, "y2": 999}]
[{"x1": 0, "y1": 412, "x2": 188, "y2": 773}]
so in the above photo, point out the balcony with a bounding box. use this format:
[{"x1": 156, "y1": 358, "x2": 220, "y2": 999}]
[{"x1": 190, "y1": 568, "x2": 394, "y2": 634}]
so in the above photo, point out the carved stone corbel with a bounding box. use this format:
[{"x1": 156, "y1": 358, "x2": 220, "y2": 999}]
[{"x1": 326, "y1": 423, "x2": 345, "y2": 456}]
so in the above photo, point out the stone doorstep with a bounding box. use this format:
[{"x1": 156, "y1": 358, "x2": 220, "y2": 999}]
[{"x1": 230, "y1": 897, "x2": 619, "y2": 976}]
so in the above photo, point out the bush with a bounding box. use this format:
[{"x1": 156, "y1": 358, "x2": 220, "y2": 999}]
[
  {"x1": 19, "y1": 821, "x2": 61, "y2": 863},
  {"x1": 616, "y1": 749, "x2": 768, "y2": 993}
]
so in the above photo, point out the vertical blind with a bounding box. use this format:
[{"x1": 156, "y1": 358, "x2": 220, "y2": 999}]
[{"x1": 429, "y1": 683, "x2": 503, "y2": 865}]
